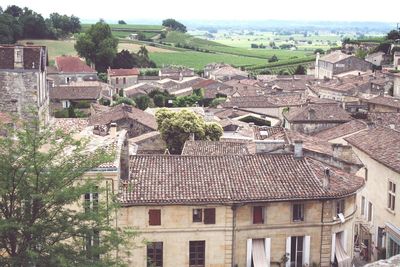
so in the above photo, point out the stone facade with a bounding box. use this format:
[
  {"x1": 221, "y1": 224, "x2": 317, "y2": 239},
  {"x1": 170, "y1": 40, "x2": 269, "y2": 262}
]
[
  {"x1": 0, "y1": 45, "x2": 49, "y2": 124},
  {"x1": 119, "y1": 198, "x2": 357, "y2": 267},
  {"x1": 285, "y1": 121, "x2": 346, "y2": 135}
]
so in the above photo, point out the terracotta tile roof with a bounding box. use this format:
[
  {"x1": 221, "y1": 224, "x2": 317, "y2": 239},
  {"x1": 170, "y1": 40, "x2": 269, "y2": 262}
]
[
  {"x1": 51, "y1": 118, "x2": 89, "y2": 134},
  {"x1": 182, "y1": 140, "x2": 250, "y2": 155},
  {"x1": 223, "y1": 96, "x2": 277, "y2": 108},
  {"x1": 313, "y1": 120, "x2": 367, "y2": 141},
  {"x1": 367, "y1": 96, "x2": 400, "y2": 109},
  {"x1": 368, "y1": 112, "x2": 400, "y2": 130},
  {"x1": 55, "y1": 56, "x2": 96, "y2": 73},
  {"x1": 119, "y1": 154, "x2": 364, "y2": 205},
  {"x1": 214, "y1": 108, "x2": 251, "y2": 119},
  {"x1": 107, "y1": 68, "x2": 140, "y2": 76},
  {"x1": 319, "y1": 51, "x2": 352, "y2": 63},
  {"x1": 253, "y1": 126, "x2": 285, "y2": 140},
  {"x1": 284, "y1": 104, "x2": 352, "y2": 123},
  {"x1": 89, "y1": 104, "x2": 157, "y2": 130},
  {"x1": 345, "y1": 127, "x2": 400, "y2": 173},
  {"x1": 50, "y1": 86, "x2": 102, "y2": 100}
]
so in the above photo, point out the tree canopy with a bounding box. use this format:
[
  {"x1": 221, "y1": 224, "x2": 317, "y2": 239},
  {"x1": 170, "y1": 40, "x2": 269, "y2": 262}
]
[
  {"x1": 156, "y1": 109, "x2": 223, "y2": 154},
  {"x1": 112, "y1": 48, "x2": 156, "y2": 69},
  {"x1": 0, "y1": 117, "x2": 135, "y2": 266},
  {"x1": 387, "y1": 29, "x2": 400, "y2": 41},
  {"x1": 75, "y1": 20, "x2": 118, "y2": 72},
  {"x1": 162, "y1": 18, "x2": 187, "y2": 33},
  {"x1": 294, "y1": 65, "x2": 306, "y2": 75}
]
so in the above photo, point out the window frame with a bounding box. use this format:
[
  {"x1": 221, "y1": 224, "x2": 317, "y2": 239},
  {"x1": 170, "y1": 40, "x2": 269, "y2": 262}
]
[
  {"x1": 84, "y1": 187, "x2": 98, "y2": 213},
  {"x1": 292, "y1": 203, "x2": 304, "y2": 222},
  {"x1": 147, "y1": 241, "x2": 163, "y2": 267},
  {"x1": 252, "y1": 206, "x2": 265, "y2": 224},
  {"x1": 192, "y1": 208, "x2": 203, "y2": 223},
  {"x1": 290, "y1": 236, "x2": 304, "y2": 267},
  {"x1": 388, "y1": 180, "x2": 396, "y2": 211},
  {"x1": 336, "y1": 199, "x2": 345, "y2": 217},
  {"x1": 189, "y1": 240, "x2": 205, "y2": 267}
]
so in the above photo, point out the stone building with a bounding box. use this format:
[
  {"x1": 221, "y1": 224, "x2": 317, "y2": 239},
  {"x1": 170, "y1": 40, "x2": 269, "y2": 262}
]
[
  {"x1": 343, "y1": 127, "x2": 400, "y2": 261},
  {"x1": 367, "y1": 96, "x2": 400, "y2": 113},
  {"x1": 89, "y1": 104, "x2": 157, "y2": 138},
  {"x1": 315, "y1": 51, "x2": 371, "y2": 80},
  {"x1": 0, "y1": 45, "x2": 49, "y2": 123},
  {"x1": 47, "y1": 56, "x2": 97, "y2": 86},
  {"x1": 283, "y1": 104, "x2": 352, "y2": 134},
  {"x1": 107, "y1": 68, "x2": 140, "y2": 94},
  {"x1": 117, "y1": 148, "x2": 364, "y2": 267}
]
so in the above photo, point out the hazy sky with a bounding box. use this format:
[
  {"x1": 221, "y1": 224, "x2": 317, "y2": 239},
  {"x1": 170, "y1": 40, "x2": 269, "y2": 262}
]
[{"x1": 1, "y1": 0, "x2": 400, "y2": 23}]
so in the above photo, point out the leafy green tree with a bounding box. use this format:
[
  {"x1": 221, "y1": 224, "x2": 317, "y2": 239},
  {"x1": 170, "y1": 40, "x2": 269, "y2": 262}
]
[
  {"x1": 20, "y1": 12, "x2": 49, "y2": 39},
  {"x1": 387, "y1": 30, "x2": 400, "y2": 41},
  {"x1": 294, "y1": 65, "x2": 306, "y2": 75},
  {"x1": 118, "y1": 20, "x2": 126, "y2": 25},
  {"x1": 113, "y1": 97, "x2": 136, "y2": 107},
  {"x1": 162, "y1": 18, "x2": 186, "y2": 33},
  {"x1": 75, "y1": 20, "x2": 118, "y2": 72},
  {"x1": 0, "y1": 117, "x2": 135, "y2": 266},
  {"x1": 209, "y1": 97, "x2": 226, "y2": 108},
  {"x1": 0, "y1": 13, "x2": 22, "y2": 43},
  {"x1": 153, "y1": 94, "x2": 166, "y2": 107},
  {"x1": 355, "y1": 49, "x2": 368, "y2": 59},
  {"x1": 156, "y1": 109, "x2": 222, "y2": 154},
  {"x1": 314, "y1": 48, "x2": 325, "y2": 54},
  {"x1": 135, "y1": 95, "x2": 151, "y2": 110},
  {"x1": 137, "y1": 46, "x2": 149, "y2": 59},
  {"x1": 47, "y1": 13, "x2": 81, "y2": 37},
  {"x1": 268, "y1": 55, "x2": 278, "y2": 63},
  {"x1": 4, "y1": 5, "x2": 23, "y2": 17}
]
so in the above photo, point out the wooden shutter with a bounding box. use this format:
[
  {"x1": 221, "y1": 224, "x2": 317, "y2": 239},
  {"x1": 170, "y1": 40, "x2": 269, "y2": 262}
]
[
  {"x1": 265, "y1": 238, "x2": 271, "y2": 267},
  {"x1": 204, "y1": 208, "x2": 215, "y2": 224},
  {"x1": 149, "y1": 209, "x2": 161, "y2": 225},
  {"x1": 253, "y1": 206, "x2": 264, "y2": 224}
]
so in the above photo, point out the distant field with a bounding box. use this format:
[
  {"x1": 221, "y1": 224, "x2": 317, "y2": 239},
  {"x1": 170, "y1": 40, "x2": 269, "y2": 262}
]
[
  {"x1": 118, "y1": 42, "x2": 175, "y2": 53},
  {"x1": 81, "y1": 24, "x2": 164, "y2": 31},
  {"x1": 149, "y1": 51, "x2": 267, "y2": 69},
  {"x1": 18, "y1": 39, "x2": 77, "y2": 61}
]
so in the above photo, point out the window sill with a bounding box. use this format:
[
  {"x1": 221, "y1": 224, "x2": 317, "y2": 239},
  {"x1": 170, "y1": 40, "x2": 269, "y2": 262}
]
[
  {"x1": 386, "y1": 208, "x2": 396, "y2": 215},
  {"x1": 292, "y1": 220, "x2": 304, "y2": 223}
]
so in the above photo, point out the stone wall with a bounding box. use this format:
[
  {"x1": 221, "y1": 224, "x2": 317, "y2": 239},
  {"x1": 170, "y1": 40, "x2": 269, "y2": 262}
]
[{"x1": 289, "y1": 121, "x2": 345, "y2": 135}]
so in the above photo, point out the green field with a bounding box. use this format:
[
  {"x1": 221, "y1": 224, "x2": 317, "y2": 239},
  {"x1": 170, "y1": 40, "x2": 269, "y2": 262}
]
[
  {"x1": 149, "y1": 51, "x2": 267, "y2": 69},
  {"x1": 81, "y1": 24, "x2": 164, "y2": 31}
]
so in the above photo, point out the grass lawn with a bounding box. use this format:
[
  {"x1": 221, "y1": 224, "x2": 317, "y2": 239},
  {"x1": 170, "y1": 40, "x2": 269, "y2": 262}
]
[{"x1": 18, "y1": 39, "x2": 77, "y2": 61}]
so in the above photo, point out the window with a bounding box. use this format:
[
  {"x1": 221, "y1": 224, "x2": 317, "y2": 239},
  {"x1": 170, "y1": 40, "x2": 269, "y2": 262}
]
[
  {"x1": 253, "y1": 206, "x2": 264, "y2": 224},
  {"x1": 15, "y1": 48, "x2": 22, "y2": 63},
  {"x1": 62, "y1": 100, "x2": 70, "y2": 109},
  {"x1": 123, "y1": 77, "x2": 126, "y2": 84},
  {"x1": 147, "y1": 242, "x2": 163, "y2": 267},
  {"x1": 368, "y1": 202, "x2": 373, "y2": 222},
  {"x1": 389, "y1": 238, "x2": 400, "y2": 257},
  {"x1": 388, "y1": 181, "x2": 396, "y2": 211},
  {"x1": 336, "y1": 199, "x2": 345, "y2": 216},
  {"x1": 149, "y1": 209, "x2": 161, "y2": 226},
  {"x1": 84, "y1": 187, "x2": 98, "y2": 213},
  {"x1": 116, "y1": 77, "x2": 119, "y2": 84},
  {"x1": 192, "y1": 209, "x2": 202, "y2": 223},
  {"x1": 293, "y1": 204, "x2": 304, "y2": 222},
  {"x1": 361, "y1": 196, "x2": 365, "y2": 216},
  {"x1": 85, "y1": 229, "x2": 100, "y2": 260},
  {"x1": 290, "y1": 236, "x2": 304, "y2": 267},
  {"x1": 203, "y1": 208, "x2": 215, "y2": 224},
  {"x1": 189, "y1": 241, "x2": 205, "y2": 267}
]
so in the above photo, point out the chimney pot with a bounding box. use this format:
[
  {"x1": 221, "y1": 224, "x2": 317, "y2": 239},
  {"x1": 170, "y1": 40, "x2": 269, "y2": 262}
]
[
  {"x1": 109, "y1": 122, "x2": 117, "y2": 137},
  {"x1": 294, "y1": 140, "x2": 303, "y2": 159}
]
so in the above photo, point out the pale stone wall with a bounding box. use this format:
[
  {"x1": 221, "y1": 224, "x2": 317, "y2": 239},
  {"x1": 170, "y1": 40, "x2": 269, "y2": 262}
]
[
  {"x1": 348, "y1": 146, "x2": 400, "y2": 256},
  {"x1": 368, "y1": 103, "x2": 399, "y2": 113},
  {"x1": 393, "y1": 76, "x2": 400, "y2": 98},
  {"x1": 109, "y1": 75, "x2": 138, "y2": 91},
  {"x1": 120, "y1": 198, "x2": 357, "y2": 267}
]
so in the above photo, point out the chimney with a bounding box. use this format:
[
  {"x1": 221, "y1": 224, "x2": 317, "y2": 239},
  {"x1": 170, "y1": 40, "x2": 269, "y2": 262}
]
[
  {"x1": 189, "y1": 133, "x2": 195, "y2": 141},
  {"x1": 109, "y1": 122, "x2": 117, "y2": 137},
  {"x1": 293, "y1": 140, "x2": 303, "y2": 159},
  {"x1": 323, "y1": 167, "x2": 330, "y2": 189},
  {"x1": 332, "y1": 144, "x2": 353, "y2": 162}
]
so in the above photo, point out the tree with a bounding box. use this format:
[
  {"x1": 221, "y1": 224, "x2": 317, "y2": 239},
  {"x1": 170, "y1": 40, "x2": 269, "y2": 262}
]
[
  {"x1": 268, "y1": 55, "x2": 278, "y2": 63},
  {"x1": 156, "y1": 109, "x2": 222, "y2": 154},
  {"x1": 113, "y1": 97, "x2": 136, "y2": 107},
  {"x1": 294, "y1": 65, "x2": 306, "y2": 75},
  {"x1": 75, "y1": 20, "x2": 118, "y2": 72},
  {"x1": 162, "y1": 18, "x2": 186, "y2": 33},
  {"x1": 135, "y1": 95, "x2": 151, "y2": 110},
  {"x1": 19, "y1": 12, "x2": 49, "y2": 39},
  {"x1": 4, "y1": 5, "x2": 23, "y2": 17},
  {"x1": 0, "y1": 13, "x2": 22, "y2": 43},
  {"x1": 355, "y1": 49, "x2": 368, "y2": 59},
  {"x1": 387, "y1": 30, "x2": 400, "y2": 41},
  {"x1": 314, "y1": 48, "x2": 325, "y2": 54},
  {"x1": 137, "y1": 46, "x2": 149, "y2": 59},
  {"x1": 118, "y1": 20, "x2": 126, "y2": 25},
  {"x1": 0, "y1": 117, "x2": 135, "y2": 266}
]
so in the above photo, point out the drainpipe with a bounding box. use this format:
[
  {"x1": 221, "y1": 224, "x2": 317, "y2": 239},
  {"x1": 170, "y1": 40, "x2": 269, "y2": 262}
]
[
  {"x1": 231, "y1": 204, "x2": 237, "y2": 267},
  {"x1": 319, "y1": 200, "x2": 325, "y2": 266}
]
